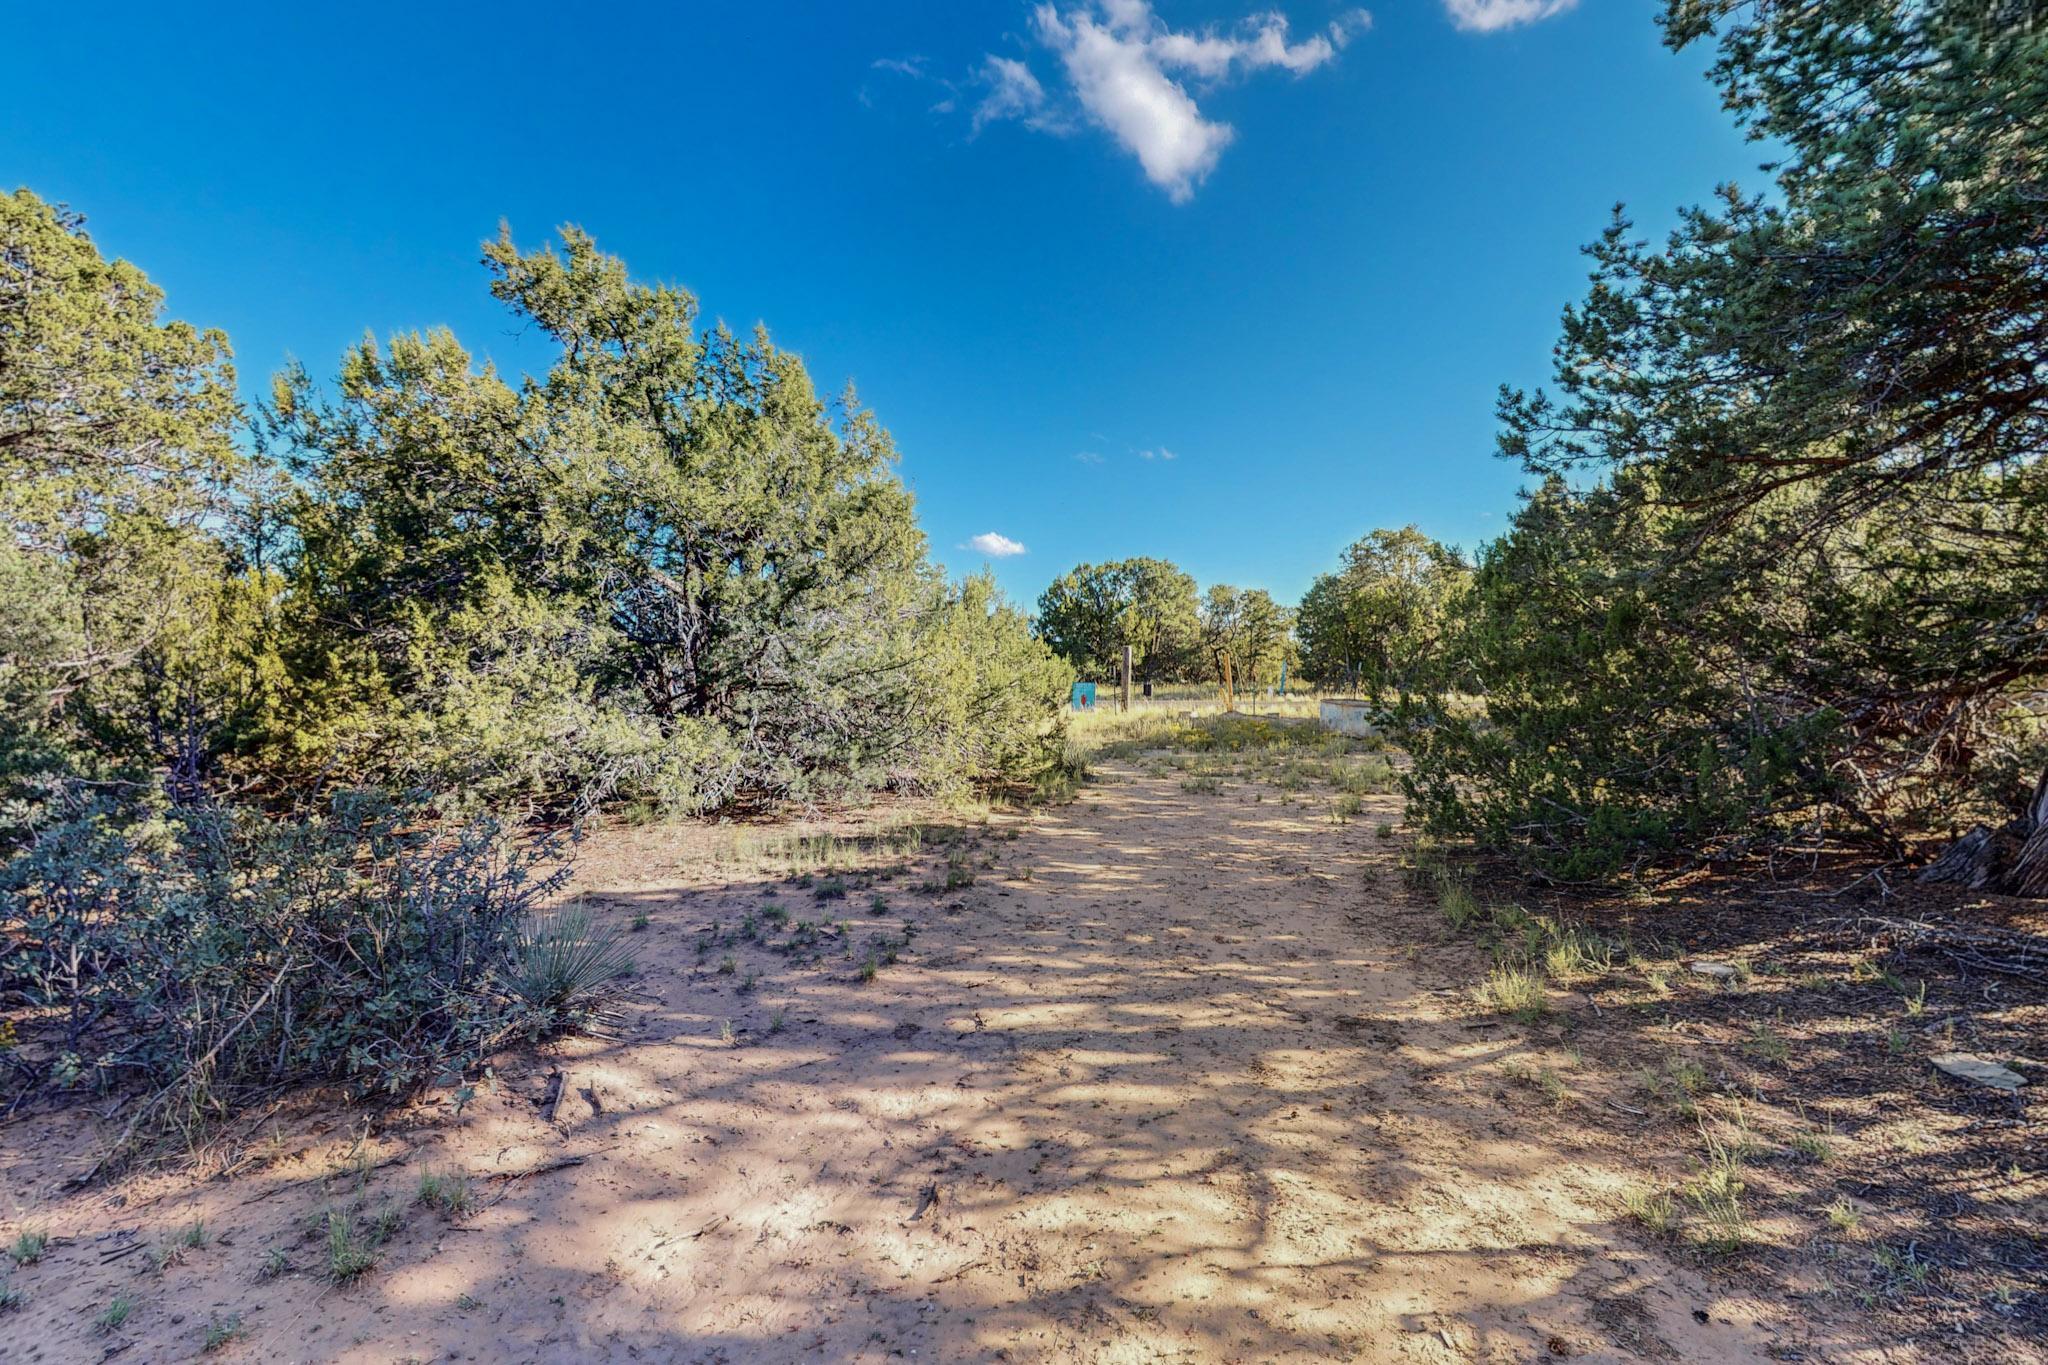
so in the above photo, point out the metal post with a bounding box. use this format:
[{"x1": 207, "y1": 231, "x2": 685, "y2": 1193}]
[{"x1": 1121, "y1": 645, "x2": 1133, "y2": 713}]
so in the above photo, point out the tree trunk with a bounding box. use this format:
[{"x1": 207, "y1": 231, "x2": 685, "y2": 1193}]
[{"x1": 1921, "y1": 764, "x2": 2048, "y2": 897}]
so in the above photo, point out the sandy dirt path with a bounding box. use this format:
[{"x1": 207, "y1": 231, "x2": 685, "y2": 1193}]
[{"x1": 3, "y1": 765, "x2": 1890, "y2": 1362}]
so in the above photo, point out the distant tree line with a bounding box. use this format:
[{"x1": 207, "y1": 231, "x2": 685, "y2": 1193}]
[
  {"x1": 1033, "y1": 527, "x2": 1468, "y2": 707},
  {"x1": 1032, "y1": 558, "x2": 1297, "y2": 696}
]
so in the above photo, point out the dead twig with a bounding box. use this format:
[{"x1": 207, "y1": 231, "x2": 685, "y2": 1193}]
[
  {"x1": 485, "y1": 1154, "x2": 588, "y2": 1183},
  {"x1": 538, "y1": 1068, "x2": 566, "y2": 1124}
]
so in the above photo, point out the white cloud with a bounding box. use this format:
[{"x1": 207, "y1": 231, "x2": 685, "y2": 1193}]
[
  {"x1": 967, "y1": 531, "x2": 1029, "y2": 557},
  {"x1": 1074, "y1": 449, "x2": 1105, "y2": 463},
  {"x1": 973, "y1": 56, "x2": 1063, "y2": 134},
  {"x1": 965, "y1": 2, "x2": 1371, "y2": 203},
  {"x1": 1443, "y1": 0, "x2": 1576, "y2": 32},
  {"x1": 1136, "y1": 446, "x2": 1176, "y2": 460}
]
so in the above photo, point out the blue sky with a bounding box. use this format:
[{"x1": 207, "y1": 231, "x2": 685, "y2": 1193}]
[{"x1": 1, "y1": 0, "x2": 1757, "y2": 608}]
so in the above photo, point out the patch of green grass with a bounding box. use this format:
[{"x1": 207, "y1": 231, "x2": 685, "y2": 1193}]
[
  {"x1": 1433, "y1": 871, "x2": 1625, "y2": 991},
  {"x1": 1179, "y1": 775, "x2": 1222, "y2": 795},
  {"x1": 1871, "y1": 1243, "x2": 1936, "y2": 1299},
  {"x1": 417, "y1": 1170, "x2": 473, "y2": 1217},
  {"x1": 1685, "y1": 1121, "x2": 1753, "y2": 1255},
  {"x1": 1542, "y1": 926, "x2": 1620, "y2": 982},
  {"x1": 1504, "y1": 1058, "x2": 1573, "y2": 1107},
  {"x1": 0, "y1": 1276, "x2": 22, "y2": 1313},
  {"x1": 858, "y1": 955, "x2": 879, "y2": 984},
  {"x1": 1329, "y1": 792, "x2": 1364, "y2": 823},
  {"x1": 1623, "y1": 1187, "x2": 1678, "y2": 1236},
  {"x1": 1742, "y1": 1022, "x2": 1791, "y2": 1064},
  {"x1": 1473, "y1": 964, "x2": 1550, "y2": 1021},
  {"x1": 1787, "y1": 1131, "x2": 1832, "y2": 1163},
  {"x1": 1825, "y1": 1197, "x2": 1863, "y2": 1234},
  {"x1": 1641, "y1": 1056, "x2": 1709, "y2": 1118},
  {"x1": 202, "y1": 1313, "x2": 245, "y2": 1352},
  {"x1": 1439, "y1": 880, "x2": 1482, "y2": 930},
  {"x1": 324, "y1": 1204, "x2": 401, "y2": 1285},
  {"x1": 259, "y1": 1247, "x2": 291, "y2": 1280},
  {"x1": 95, "y1": 1294, "x2": 133, "y2": 1333},
  {"x1": 8, "y1": 1229, "x2": 47, "y2": 1266}
]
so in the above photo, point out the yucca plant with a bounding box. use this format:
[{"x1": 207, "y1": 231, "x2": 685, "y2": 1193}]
[{"x1": 511, "y1": 908, "x2": 636, "y2": 1023}]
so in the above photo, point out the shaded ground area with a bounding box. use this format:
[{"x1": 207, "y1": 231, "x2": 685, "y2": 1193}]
[
  {"x1": 1464, "y1": 854, "x2": 2048, "y2": 1349},
  {"x1": 0, "y1": 759, "x2": 2023, "y2": 1361}
]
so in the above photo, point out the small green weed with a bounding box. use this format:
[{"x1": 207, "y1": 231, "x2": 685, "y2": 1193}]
[
  {"x1": 1623, "y1": 1187, "x2": 1677, "y2": 1236},
  {"x1": 95, "y1": 1295, "x2": 133, "y2": 1333},
  {"x1": 8, "y1": 1229, "x2": 46, "y2": 1266},
  {"x1": 1473, "y1": 964, "x2": 1549, "y2": 1021},
  {"x1": 417, "y1": 1170, "x2": 472, "y2": 1217},
  {"x1": 1743, "y1": 1022, "x2": 1791, "y2": 1064},
  {"x1": 203, "y1": 1313, "x2": 245, "y2": 1352},
  {"x1": 324, "y1": 1205, "x2": 399, "y2": 1285}
]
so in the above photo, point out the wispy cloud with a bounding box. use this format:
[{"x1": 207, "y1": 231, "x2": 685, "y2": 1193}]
[
  {"x1": 974, "y1": 56, "x2": 1066, "y2": 133},
  {"x1": 961, "y1": 2, "x2": 1371, "y2": 203},
  {"x1": 1073, "y1": 450, "x2": 1105, "y2": 464},
  {"x1": 1442, "y1": 0, "x2": 1576, "y2": 32},
  {"x1": 1136, "y1": 445, "x2": 1176, "y2": 461},
  {"x1": 966, "y1": 531, "x2": 1029, "y2": 557}
]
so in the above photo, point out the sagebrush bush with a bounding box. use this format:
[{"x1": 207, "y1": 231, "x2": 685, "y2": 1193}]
[{"x1": 0, "y1": 789, "x2": 603, "y2": 1134}]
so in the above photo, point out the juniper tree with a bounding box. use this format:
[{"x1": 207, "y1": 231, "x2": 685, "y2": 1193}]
[
  {"x1": 264, "y1": 225, "x2": 1067, "y2": 812},
  {"x1": 1413, "y1": 0, "x2": 2048, "y2": 885},
  {"x1": 0, "y1": 190, "x2": 246, "y2": 830},
  {"x1": 1294, "y1": 526, "x2": 1466, "y2": 702},
  {"x1": 1034, "y1": 557, "x2": 1203, "y2": 682}
]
